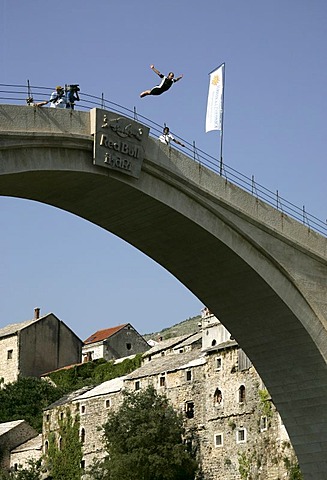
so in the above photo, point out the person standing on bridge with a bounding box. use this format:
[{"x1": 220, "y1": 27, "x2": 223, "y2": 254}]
[
  {"x1": 36, "y1": 86, "x2": 67, "y2": 108},
  {"x1": 159, "y1": 126, "x2": 185, "y2": 147},
  {"x1": 140, "y1": 65, "x2": 183, "y2": 98}
]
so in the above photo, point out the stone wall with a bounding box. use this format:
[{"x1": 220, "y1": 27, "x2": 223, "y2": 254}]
[
  {"x1": 0, "y1": 335, "x2": 19, "y2": 384},
  {"x1": 19, "y1": 314, "x2": 82, "y2": 378}
]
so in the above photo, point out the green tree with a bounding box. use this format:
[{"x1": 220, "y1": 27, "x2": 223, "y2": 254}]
[
  {"x1": 0, "y1": 377, "x2": 63, "y2": 432},
  {"x1": 45, "y1": 410, "x2": 82, "y2": 480},
  {"x1": 96, "y1": 386, "x2": 198, "y2": 480},
  {"x1": 48, "y1": 355, "x2": 143, "y2": 394}
]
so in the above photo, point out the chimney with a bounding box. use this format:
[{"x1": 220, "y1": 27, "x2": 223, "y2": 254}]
[{"x1": 34, "y1": 307, "x2": 40, "y2": 319}]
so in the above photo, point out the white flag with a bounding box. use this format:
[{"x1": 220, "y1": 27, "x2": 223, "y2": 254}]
[{"x1": 205, "y1": 64, "x2": 224, "y2": 133}]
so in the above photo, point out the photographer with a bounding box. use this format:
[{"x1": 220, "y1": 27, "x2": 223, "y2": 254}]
[
  {"x1": 66, "y1": 84, "x2": 80, "y2": 110},
  {"x1": 49, "y1": 85, "x2": 67, "y2": 108},
  {"x1": 35, "y1": 85, "x2": 66, "y2": 108}
]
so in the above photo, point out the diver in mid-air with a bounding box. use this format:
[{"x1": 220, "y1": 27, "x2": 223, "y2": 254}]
[{"x1": 140, "y1": 64, "x2": 183, "y2": 98}]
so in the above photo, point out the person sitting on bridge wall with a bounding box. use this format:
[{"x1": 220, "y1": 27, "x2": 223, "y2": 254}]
[
  {"x1": 159, "y1": 126, "x2": 185, "y2": 147},
  {"x1": 140, "y1": 65, "x2": 183, "y2": 98}
]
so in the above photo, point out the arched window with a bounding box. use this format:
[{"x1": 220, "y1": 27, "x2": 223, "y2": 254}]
[
  {"x1": 214, "y1": 388, "x2": 223, "y2": 405},
  {"x1": 239, "y1": 385, "x2": 246, "y2": 403},
  {"x1": 80, "y1": 428, "x2": 85, "y2": 443},
  {"x1": 44, "y1": 440, "x2": 49, "y2": 453}
]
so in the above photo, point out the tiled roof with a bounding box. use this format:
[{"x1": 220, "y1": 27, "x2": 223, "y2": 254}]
[
  {"x1": 172, "y1": 332, "x2": 202, "y2": 349},
  {"x1": 0, "y1": 315, "x2": 50, "y2": 339},
  {"x1": 0, "y1": 420, "x2": 26, "y2": 436},
  {"x1": 41, "y1": 362, "x2": 83, "y2": 376},
  {"x1": 126, "y1": 348, "x2": 205, "y2": 380},
  {"x1": 142, "y1": 333, "x2": 197, "y2": 357},
  {"x1": 84, "y1": 324, "x2": 128, "y2": 344},
  {"x1": 73, "y1": 376, "x2": 127, "y2": 400},
  {"x1": 45, "y1": 386, "x2": 94, "y2": 411},
  {"x1": 11, "y1": 434, "x2": 42, "y2": 453}
]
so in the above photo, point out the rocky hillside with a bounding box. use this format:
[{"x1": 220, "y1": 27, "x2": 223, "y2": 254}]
[{"x1": 143, "y1": 315, "x2": 201, "y2": 341}]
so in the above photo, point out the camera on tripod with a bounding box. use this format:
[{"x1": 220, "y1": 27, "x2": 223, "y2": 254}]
[{"x1": 67, "y1": 84, "x2": 80, "y2": 93}]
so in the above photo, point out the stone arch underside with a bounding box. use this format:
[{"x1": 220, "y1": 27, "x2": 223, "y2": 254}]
[{"x1": 0, "y1": 141, "x2": 327, "y2": 478}]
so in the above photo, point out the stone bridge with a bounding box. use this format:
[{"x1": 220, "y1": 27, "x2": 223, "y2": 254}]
[{"x1": 0, "y1": 105, "x2": 326, "y2": 478}]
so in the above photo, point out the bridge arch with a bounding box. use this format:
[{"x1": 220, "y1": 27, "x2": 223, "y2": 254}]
[{"x1": 0, "y1": 105, "x2": 326, "y2": 478}]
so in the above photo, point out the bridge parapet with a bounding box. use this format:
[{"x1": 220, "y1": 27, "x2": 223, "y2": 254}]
[{"x1": 0, "y1": 104, "x2": 90, "y2": 136}]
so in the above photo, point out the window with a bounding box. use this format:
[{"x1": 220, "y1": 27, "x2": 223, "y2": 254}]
[
  {"x1": 60, "y1": 412, "x2": 64, "y2": 421},
  {"x1": 186, "y1": 370, "x2": 192, "y2": 381},
  {"x1": 80, "y1": 428, "x2": 85, "y2": 443},
  {"x1": 211, "y1": 339, "x2": 217, "y2": 346},
  {"x1": 126, "y1": 343, "x2": 131, "y2": 350},
  {"x1": 44, "y1": 441, "x2": 49, "y2": 453},
  {"x1": 159, "y1": 375, "x2": 166, "y2": 387},
  {"x1": 81, "y1": 405, "x2": 86, "y2": 414},
  {"x1": 46, "y1": 414, "x2": 50, "y2": 422},
  {"x1": 238, "y1": 385, "x2": 246, "y2": 403},
  {"x1": 7, "y1": 349, "x2": 13, "y2": 360},
  {"x1": 260, "y1": 416, "x2": 267, "y2": 431},
  {"x1": 185, "y1": 401, "x2": 194, "y2": 419},
  {"x1": 236, "y1": 428, "x2": 247, "y2": 444},
  {"x1": 184, "y1": 438, "x2": 193, "y2": 452},
  {"x1": 135, "y1": 381, "x2": 140, "y2": 390},
  {"x1": 214, "y1": 388, "x2": 223, "y2": 405},
  {"x1": 81, "y1": 460, "x2": 85, "y2": 470},
  {"x1": 84, "y1": 352, "x2": 93, "y2": 362},
  {"x1": 216, "y1": 357, "x2": 222, "y2": 370},
  {"x1": 105, "y1": 399, "x2": 111, "y2": 408},
  {"x1": 214, "y1": 433, "x2": 223, "y2": 447}
]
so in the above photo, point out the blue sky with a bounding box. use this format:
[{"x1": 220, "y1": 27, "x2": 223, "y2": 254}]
[{"x1": 0, "y1": 0, "x2": 326, "y2": 340}]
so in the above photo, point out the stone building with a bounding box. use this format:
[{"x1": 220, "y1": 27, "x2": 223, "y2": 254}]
[
  {"x1": 0, "y1": 420, "x2": 38, "y2": 470},
  {"x1": 10, "y1": 434, "x2": 42, "y2": 471},
  {"x1": 41, "y1": 310, "x2": 300, "y2": 479},
  {"x1": 0, "y1": 308, "x2": 83, "y2": 385},
  {"x1": 43, "y1": 379, "x2": 125, "y2": 471},
  {"x1": 82, "y1": 323, "x2": 149, "y2": 362}
]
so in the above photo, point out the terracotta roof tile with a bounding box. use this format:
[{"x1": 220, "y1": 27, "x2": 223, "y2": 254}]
[{"x1": 84, "y1": 324, "x2": 128, "y2": 344}]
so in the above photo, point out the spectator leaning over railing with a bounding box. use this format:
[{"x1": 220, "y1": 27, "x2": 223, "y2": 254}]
[{"x1": 159, "y1": 126, "x2": 185, "y2": 147}]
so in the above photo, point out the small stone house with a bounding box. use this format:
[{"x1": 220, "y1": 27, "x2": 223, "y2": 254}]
[
  {"x1": 0, "y1": 420, "x2": 38, "y2": 470},
  {"x1": 0, "y1": 308, "x2": 83, "y2": 385},
  {"x1": 82, "y1": 323, "x2": 149, "y2": 362},
  {"x1": 10, "y1": 433, "x2": 42, "y2": 471},
  {"x1": 142, "y1": 332, "x2": 202, "y2": 361}
]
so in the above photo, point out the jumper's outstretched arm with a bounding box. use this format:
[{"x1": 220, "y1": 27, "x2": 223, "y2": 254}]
[{"x1": 150, "y1": 64, "x2": 161, "y2": 76}]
